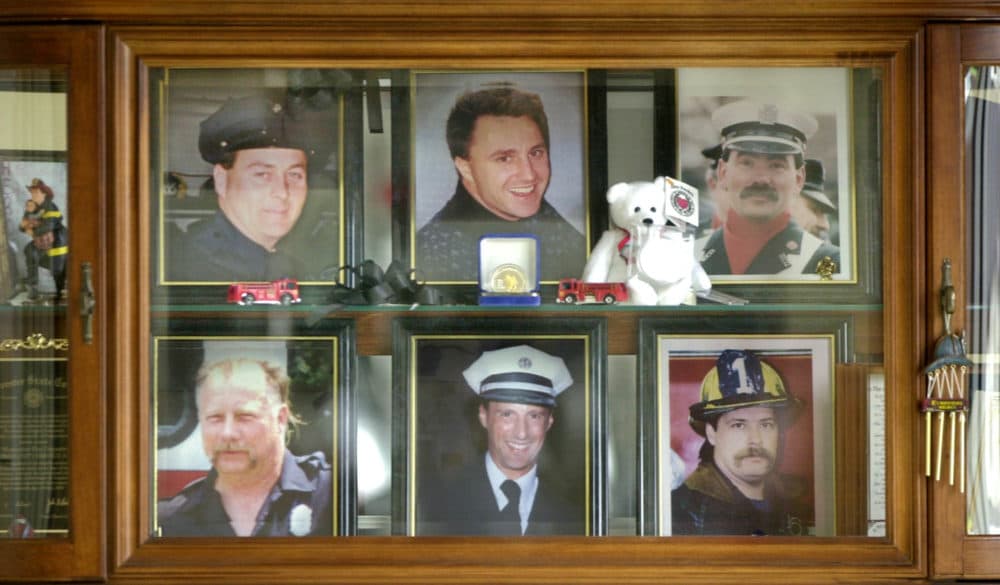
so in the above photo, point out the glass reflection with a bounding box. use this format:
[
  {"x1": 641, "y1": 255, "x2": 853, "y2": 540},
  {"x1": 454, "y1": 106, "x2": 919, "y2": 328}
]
[
  {"x1": 965, "y1": 65, "x2": 1000, "y2": 535},
  {"x1": 0, "y1": 67, "x2": 70, "y2": 538}
]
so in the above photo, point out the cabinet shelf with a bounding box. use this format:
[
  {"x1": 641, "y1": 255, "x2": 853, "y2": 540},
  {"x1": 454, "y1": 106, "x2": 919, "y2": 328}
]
[{"x1": 149, "y1": 303, "x2": 882, "y2": 357}]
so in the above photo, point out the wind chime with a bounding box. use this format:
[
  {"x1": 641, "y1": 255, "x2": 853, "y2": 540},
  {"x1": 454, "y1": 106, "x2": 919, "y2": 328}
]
[{"x1": 922, "y1": 259, "x2": 973, "y2": 492}]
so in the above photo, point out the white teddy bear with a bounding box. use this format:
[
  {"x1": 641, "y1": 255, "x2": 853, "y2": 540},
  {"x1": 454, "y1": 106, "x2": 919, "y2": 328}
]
[{"x1": 582, "y1": 176, "x2": 711, "y2": 305}]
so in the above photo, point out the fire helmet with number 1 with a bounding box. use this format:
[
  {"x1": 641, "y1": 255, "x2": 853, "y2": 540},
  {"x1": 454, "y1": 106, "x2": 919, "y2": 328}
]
[{"x1": 688, "y1": 349, "x2": 803, "y2": 436}]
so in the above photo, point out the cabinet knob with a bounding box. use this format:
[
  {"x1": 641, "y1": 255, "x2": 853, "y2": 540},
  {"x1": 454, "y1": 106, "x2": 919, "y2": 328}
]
[{"x1": 79, "y1": 261, "x2": 96, "y2": 344}]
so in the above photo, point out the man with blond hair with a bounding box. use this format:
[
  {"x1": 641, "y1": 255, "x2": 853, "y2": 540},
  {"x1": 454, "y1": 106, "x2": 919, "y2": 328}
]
[{"x1": 158, "y1": 358, "x2": 331, "y2": 537}]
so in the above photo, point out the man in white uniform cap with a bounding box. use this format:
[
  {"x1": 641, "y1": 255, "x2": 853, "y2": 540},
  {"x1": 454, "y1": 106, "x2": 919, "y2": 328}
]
[
  {"x1": 420, "y1": 344, "x2": 584, "y2": 536},
  {"x1": 695, "y1": 99, "x2": 840, "y2": 276}
]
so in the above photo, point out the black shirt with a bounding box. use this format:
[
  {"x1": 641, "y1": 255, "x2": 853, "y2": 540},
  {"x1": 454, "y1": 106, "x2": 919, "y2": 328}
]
[
  {"x1": 671, "y1": 460, "x2": 810, "y2": 536},
  {"x1": 415, "y1": 181, "x2": 588, "y2": 282},
  {"x1": 157, "y1": 450, "x2": 333, "y2": 537},
  {"x1": 168, "y1": 211, "x2": 305, "y2": 283}
]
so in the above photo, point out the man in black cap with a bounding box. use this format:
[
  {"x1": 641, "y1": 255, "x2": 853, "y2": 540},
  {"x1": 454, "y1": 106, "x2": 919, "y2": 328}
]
[
  {"x1": 419, "y1": 344, "x2": 585, "y2": 536},
  {"x1": 158, "y1": 358, "x2": 332, "y2": 537},
  {"x1": 169, "y1": 95, "x2": 326, "y2": 282},
  {"x1": 695, "y1": 100, "x2": 840, "y2": 276},
  {"x1": 671, "y1": 350, "x2": 811, "y2": 536},
  {"x1": 697, "y1": 143, "x2": 727, "y2": 238},
  {"x1": 789, "y1": 158, "x2": 838, "y2": 243},
  {"x1": 415, "y1": 86, "x2": 587, "y2": 282}
]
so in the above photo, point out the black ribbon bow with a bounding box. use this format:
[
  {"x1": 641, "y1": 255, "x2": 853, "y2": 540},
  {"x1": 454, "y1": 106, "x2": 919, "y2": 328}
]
[{"x1": 307, "y1": 260, "x2": 456, "y2": 326}]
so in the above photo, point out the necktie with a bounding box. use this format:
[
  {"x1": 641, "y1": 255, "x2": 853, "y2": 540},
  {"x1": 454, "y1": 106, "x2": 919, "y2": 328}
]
[{"x1": 499, "y1": 479, "x2": 522, "y2": 535}]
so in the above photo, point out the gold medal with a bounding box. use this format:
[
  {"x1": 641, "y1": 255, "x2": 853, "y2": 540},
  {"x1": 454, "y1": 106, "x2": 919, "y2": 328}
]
[{"x1": 490, "y1": 263, "x2": 529, "y2": 293}]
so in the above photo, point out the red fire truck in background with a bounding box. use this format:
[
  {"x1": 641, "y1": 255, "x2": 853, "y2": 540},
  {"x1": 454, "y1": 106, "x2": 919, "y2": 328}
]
[
  {"x1": 556, "y1": 278, "x2": 628, "y2": 305},
  {"x1": 227, "y1": 278, "x2": 301, "y2": 306}
]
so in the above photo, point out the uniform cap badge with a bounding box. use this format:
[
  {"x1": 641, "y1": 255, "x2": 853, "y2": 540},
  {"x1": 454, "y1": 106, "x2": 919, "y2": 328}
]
[{"x1": 758, "y1": 103, "x2": 779, "y2": 124}]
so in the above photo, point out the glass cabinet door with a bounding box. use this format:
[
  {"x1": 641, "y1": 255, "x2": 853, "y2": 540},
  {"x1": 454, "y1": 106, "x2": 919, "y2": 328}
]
[
  {"x1": 109, "y1": 23, "x2": 923, "y2": 584},
  {"x1": 966, "y1": 63, "x2": 1000, "y2": 537},
  {"x1": 929, "y1": 23, "x2": 1000, "y2": 580},
  {"x1": 0, "y1": 26, "x2": 103, "y2": 581}
]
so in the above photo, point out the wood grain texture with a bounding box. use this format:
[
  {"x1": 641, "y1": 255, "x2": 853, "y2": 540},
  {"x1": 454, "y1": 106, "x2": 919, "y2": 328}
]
[
  {"x1": 927, "y1": 22, "x2": 1000, "y2": 581},
  {"x1": 0, "y1": 0, "x2": 998, "y2": 24},
  {"x1": 0, "y1": 26, "x2": 106, "y2": 581},
  {"x1": 0, "y1": 2, "x2": 983, "y2": 581},
  {"x1": 104, "y1": 19, "x2": 921, "y2": 584}
]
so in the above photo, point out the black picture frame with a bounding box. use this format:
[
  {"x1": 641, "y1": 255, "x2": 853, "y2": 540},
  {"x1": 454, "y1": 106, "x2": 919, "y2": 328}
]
[
  {"x1": 148, "y1": 67, "x2": 365, "y2": 305},
  {"x1": 392, "y1": 70, "x2": 609, "y2": 302},
  {"x1": 637, "y1": 314, "x2": 852, "y2": 537},
  {"x1": 150, "y1": 316, "x2": 356, "y2": 536},
  {"x1": 391, "y1": 316, "x2": 607, "y2": 536}
]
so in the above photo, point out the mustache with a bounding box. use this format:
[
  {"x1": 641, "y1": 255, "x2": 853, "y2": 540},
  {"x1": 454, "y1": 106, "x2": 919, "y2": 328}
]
[
  {"x1": 215, "y1": 441, "x2": 249, "y2": 452},
  {"x1": 735, "y1": 446, "x2": 775, "y2": 464},
  {"x1": 739, "y1": 184, "x2": 779, "y2": 201},
  {"x1": 211, "y1": 443, "x2": 254, "y2": 459}
]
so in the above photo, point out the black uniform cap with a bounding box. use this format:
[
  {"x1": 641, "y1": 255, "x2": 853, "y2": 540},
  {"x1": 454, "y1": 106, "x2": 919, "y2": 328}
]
[
  {"x1": 701, "y1": 144, "x2": 723, "y2": 170},
  {"x1": 32, "y1": 221, "x2": 55, "y2": 236},
  {"x1": 801, "y1": 158, "x2": 837, "y2": 212},
  {"x1": 199, "y1": 95, "x2": 330, "y2": 165}
]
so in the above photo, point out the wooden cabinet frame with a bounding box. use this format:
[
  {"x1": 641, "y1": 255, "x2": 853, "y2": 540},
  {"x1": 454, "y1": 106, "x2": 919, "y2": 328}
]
[
  {"x1": 0, "y1": 25, "x2": 105, "y2": 582},
  {"x1": 927, "y1": 23, "x2": 1000, "y2": 580},
  {"x1": 106, "y1": 21, "x2": 924, "y2": 584}
]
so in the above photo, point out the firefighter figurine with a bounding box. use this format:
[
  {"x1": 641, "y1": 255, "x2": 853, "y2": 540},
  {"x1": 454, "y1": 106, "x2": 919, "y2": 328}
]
[{"x1": 19, "y1": 178, "x2": 68, "y2": 302}]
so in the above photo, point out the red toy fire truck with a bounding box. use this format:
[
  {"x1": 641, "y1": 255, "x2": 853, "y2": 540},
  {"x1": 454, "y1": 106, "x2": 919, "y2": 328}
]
[
  {"x1": 227, "y1": 278, "x2": 301, "y2": 306},
  {"x1": 555, "y1": 278, "x2": 628, "y2": 305}
]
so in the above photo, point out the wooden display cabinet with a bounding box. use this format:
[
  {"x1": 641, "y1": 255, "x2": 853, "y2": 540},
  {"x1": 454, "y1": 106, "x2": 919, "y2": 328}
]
[
  {"x1": 106, "y1": 21, "x2": 918, "y2": 585},
  {"x1": 3, "y1": 3, "x2": 1000, "y2": 584}
]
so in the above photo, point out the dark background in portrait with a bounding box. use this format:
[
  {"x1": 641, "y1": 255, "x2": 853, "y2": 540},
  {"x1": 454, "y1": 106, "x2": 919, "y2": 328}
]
[
  {"x1": 149, "y1": 68, "x2": 366, "y2": 304},
  {"x1": 391, "y1": 316, "x2": 608, "y2": 536},
  {"x1": 411, "y1": 337, "x2": 589, "y2": 532}
]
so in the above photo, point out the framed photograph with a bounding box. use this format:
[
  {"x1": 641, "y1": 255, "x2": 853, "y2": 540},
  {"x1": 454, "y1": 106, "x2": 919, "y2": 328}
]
[
  {"x1": 150, "y1": 67, "x2": 361, "y2": 302},
  {"x1": 392, "y1": 317, "x2": 607, "y2": 536},
  {"x1": 151, "y1": 317, "x2": 355, "y2": 537},
  {"x1": 404, "y1": 70, "x2": 591, "y2": 286},
  {"x1": 638, "y1": 315, "x2": 850, "y2": 537},
  {"x1": 674, "y1": 67, "x2": 882, "y2": 302},
  {"x1": 0, "y1": 159, "x2": 68, "y2": 304}
]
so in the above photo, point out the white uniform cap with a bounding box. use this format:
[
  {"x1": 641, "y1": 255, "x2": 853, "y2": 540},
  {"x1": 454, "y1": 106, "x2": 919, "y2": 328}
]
[
  {"x1": 462, "y1": 345, "x2": 573, "y2": 408},
  {"x1": 712, "y1": 99, "x2": 818, "y2": 156}
]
